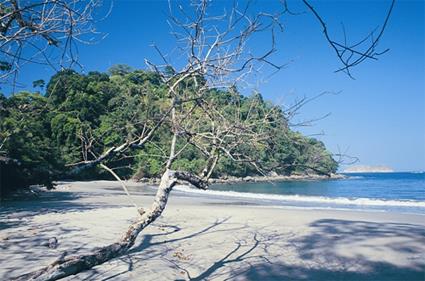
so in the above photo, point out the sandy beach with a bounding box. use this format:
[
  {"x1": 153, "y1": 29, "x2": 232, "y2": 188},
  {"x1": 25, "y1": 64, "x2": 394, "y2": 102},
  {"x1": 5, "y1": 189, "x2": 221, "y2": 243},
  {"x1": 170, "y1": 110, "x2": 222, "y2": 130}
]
[{"x1": 1, "y1": 181, "x2": 424, "y2": 280}]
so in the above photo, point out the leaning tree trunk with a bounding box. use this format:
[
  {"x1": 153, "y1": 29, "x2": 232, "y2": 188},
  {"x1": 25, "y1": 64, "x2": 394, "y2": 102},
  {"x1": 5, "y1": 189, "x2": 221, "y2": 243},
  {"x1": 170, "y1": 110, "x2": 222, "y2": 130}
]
[{"x1": 14, "y1": 170, "x2": 178, "y2": 281}]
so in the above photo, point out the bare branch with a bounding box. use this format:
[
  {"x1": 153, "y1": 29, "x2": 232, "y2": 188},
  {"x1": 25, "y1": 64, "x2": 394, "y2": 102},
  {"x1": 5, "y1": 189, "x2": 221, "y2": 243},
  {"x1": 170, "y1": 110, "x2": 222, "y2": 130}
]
[
  {"x1": 100, "y1": 163, "x2": 140, "y2": 212},
  {"x1": 302, "y1": 0, "x2": 395, "y2": 78},
  {"x1": 0, "y1": 0, "x2": 106, "y2": 85}
]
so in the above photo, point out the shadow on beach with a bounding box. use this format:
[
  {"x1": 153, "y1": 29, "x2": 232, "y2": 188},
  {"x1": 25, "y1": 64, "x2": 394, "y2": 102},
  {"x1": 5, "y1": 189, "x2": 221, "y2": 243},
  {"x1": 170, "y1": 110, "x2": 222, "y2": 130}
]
[
  {"x1": 89, "y1": 218, "x2": 425, "y2": 281},
  {"x1": 1, "y1": 188, "x2": 424, "y2": 280},
  {"x1": 0, "y1": 190, "x2": 105, "y2": 225},
  {"x1": 0, "y1": 181, "x2": 155, "y2": 221},
  {"x1": 230, "y1": 219, "x2": 425, "y2": 281}
]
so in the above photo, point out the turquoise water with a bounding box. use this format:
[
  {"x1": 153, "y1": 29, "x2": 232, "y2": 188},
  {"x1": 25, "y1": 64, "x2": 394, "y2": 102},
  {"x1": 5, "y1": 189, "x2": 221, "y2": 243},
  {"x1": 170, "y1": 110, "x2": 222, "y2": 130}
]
[{"x1": 175, "y1": 172, "x2": 425, "y2": 214}]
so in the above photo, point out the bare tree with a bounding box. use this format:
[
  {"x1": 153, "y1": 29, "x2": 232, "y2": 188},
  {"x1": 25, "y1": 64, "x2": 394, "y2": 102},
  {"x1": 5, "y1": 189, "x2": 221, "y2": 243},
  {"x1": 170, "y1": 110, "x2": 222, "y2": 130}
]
[
  {"x1": 14, "y1": 0, "x2": 393, "y2": 279},
  {"x1": 0, "y1": 0, "x2": 106, "y2": 86},
  {"x1": 13, "y1": 1, "x2": 287, "y2": 280}
]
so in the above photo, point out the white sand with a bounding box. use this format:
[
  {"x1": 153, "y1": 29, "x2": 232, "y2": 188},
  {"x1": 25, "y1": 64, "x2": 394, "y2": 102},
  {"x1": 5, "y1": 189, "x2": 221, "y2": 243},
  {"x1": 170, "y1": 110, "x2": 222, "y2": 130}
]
[{"x1": 1, "y1": 181, "x2": 424, "y2": 280}]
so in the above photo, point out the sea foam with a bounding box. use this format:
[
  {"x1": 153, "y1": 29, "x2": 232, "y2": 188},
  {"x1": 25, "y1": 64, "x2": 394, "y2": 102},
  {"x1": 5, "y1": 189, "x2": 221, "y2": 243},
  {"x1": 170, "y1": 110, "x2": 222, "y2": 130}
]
[{"x1": 174, "y1": 185, "x2": 425, "y2": 208}]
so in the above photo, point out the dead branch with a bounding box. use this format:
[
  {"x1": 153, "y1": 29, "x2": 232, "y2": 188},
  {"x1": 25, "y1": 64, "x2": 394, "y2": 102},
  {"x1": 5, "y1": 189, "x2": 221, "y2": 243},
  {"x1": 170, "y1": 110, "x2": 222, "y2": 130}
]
[
  {"x1": 0, "y1": 0, "x2": 107, "y2": 85},
  {"x1": 302, "y1": 0, "x2": 395, "y2": 78}
]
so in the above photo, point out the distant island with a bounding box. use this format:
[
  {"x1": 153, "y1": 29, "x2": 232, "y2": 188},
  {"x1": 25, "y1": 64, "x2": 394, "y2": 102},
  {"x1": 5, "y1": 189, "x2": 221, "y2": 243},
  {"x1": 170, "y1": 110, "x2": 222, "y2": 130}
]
[{"x1": 344, "y1": 165, "x2": 394, "y2": 173}]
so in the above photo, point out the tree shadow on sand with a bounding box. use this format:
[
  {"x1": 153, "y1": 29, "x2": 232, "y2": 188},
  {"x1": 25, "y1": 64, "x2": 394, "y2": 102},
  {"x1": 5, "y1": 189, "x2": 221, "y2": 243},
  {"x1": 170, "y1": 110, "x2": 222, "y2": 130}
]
[
  {"x1": 227, "y1": 219, "x2": 425, "y2": 281},
  {"x1": 85, "y1": 217, "x2": 248, "y2": 281},
  {"x1": 4, "y1": 214, "x2": 425, "y2": 281},
  {"x1": 0, "y1": 189, "x2": 121, "y2": 223},
  {"x1": 67, "y1": 218, "x2": 425, "y2": 281},
  {"x1": 237, "y1": 261, "x2": 425, "y2": 281},
  {"x1": 0, "y1": 221, "x2": 95, "y2": 279},
  {"x1": 158, "y1": 218, "x2": 425, "y2": 281}
]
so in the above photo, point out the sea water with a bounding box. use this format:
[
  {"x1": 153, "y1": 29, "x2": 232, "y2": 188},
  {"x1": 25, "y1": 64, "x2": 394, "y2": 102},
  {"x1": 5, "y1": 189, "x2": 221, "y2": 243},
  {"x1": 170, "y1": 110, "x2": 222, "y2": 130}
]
[{"x1": 174, "y1": 172, "x2": 425, "y2": 214}]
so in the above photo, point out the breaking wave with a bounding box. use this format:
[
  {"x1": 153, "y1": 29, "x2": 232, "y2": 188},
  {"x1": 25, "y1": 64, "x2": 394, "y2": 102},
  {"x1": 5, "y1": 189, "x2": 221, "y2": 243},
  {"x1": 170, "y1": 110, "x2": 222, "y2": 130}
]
[{"x1": 174, "y1": 186, "x2": 425, "y2": 209}]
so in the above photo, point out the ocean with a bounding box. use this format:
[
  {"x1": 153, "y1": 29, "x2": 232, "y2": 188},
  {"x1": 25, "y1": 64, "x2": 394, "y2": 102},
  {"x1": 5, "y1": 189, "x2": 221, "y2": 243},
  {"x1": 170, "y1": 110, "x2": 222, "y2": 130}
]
[{"x1": 174, "y1": 172, "x2": 425, "y2": 214}]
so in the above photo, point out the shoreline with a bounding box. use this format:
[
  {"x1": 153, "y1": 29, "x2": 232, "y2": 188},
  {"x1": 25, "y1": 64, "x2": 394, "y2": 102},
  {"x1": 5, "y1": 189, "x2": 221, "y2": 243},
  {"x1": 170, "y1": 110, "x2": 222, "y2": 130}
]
[
  {"x1": 172, "y1": 185, "x2": 425, "y2": 215},
  {"x1": 1, "y1": 180, "x2": 424, "y2": 280},
  {"x1": 136, "y1": 172, "x2": 346, "y2": 185},
  {"x1": 5, "y1": 174, "x2": 424, "y2": 216}
]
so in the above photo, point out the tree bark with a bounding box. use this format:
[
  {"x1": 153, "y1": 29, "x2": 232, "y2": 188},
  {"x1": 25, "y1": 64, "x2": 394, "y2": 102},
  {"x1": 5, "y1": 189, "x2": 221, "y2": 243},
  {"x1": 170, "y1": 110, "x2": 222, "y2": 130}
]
[{"x1": 14, "y1": 170, "x2": 178, "y2": 281}]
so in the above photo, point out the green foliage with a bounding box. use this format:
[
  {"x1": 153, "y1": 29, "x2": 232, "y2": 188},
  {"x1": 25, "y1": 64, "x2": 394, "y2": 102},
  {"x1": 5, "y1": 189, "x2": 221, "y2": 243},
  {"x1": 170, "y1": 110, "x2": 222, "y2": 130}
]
[
  {"x1": 32, "y1": 79, "x2": 45, "y2": 90},
  {"x1": 108, "y1": 64, "x2": 134, "y2": 76},
  {"x1": 0, "y1": 61, "x2": 12, "y2": 72},
  {"x1": 0, "y1": 92, "x2": 60, "y2": 196},
  {"x1": 0, "y1": 66, "x2": 338, "y2": 196},
  {"x1": 289, "y1": 132, "x2": 338, "y2": 175}
]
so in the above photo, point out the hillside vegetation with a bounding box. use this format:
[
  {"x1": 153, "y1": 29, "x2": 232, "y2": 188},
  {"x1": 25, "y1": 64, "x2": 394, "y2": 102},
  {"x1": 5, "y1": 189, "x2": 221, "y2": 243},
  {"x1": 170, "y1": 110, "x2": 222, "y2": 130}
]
[{"x1": 0, "y1": 67, "x2": 337, "y2": 196}]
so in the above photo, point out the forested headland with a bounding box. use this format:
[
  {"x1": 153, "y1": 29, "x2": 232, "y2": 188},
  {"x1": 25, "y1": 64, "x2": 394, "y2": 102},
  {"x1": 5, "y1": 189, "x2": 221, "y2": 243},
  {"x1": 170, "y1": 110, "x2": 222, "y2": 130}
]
[{"x1": 0, "y1": 66, "x2": 337, "y2": 197}]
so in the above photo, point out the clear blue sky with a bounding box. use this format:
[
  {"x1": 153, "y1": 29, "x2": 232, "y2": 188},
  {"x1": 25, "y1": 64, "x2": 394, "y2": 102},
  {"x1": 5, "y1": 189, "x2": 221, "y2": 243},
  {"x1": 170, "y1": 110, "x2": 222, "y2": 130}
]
[{"x1": 7, "y1": 0, "x2": 425, "y2": 172}]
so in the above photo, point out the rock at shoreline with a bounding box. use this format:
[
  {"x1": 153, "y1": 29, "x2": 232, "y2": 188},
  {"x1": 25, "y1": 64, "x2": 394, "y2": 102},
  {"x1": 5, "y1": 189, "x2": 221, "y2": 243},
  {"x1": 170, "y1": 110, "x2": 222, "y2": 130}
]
[
  {"x1": 136, "y1": 173, "x2": 346, "y2": 186},
  {"x1": 209, "y1": 173, "x2": 345, "y2": 184}
]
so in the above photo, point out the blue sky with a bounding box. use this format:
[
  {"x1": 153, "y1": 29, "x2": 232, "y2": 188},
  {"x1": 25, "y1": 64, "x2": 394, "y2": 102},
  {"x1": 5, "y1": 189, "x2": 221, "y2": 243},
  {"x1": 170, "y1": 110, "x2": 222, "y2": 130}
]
[{"x1": 6, "y1": 0, "x2": 425, "y2": 171}]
